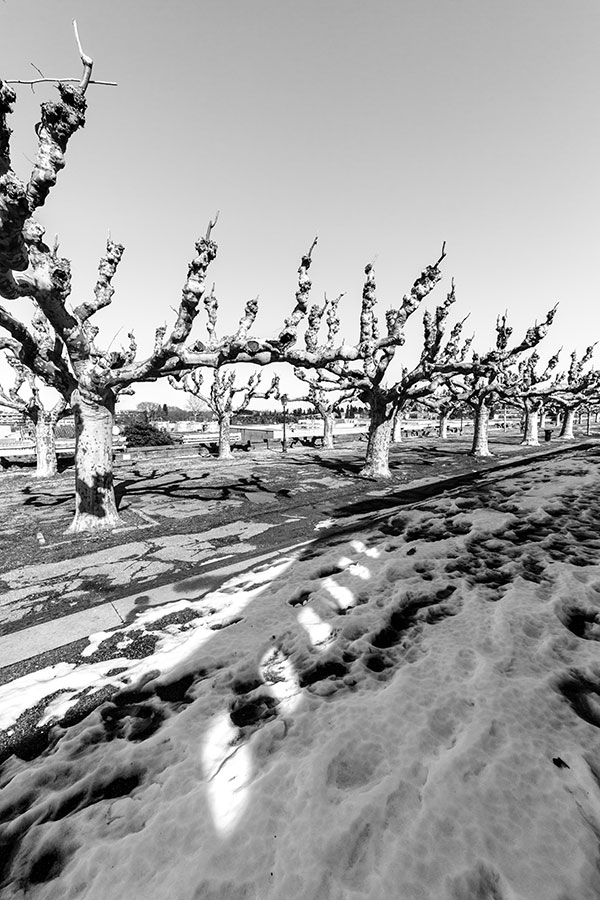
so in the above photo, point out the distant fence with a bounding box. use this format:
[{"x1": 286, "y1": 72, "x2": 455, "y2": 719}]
[
  {"x1": 0, "y1": 438, "x2": 127, "y2": 468},
  {"x1": 0, "y1": 418, "x2": 539, "y2": 469}
]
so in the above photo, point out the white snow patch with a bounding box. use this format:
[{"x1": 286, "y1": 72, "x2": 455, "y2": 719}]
[
  {"x1": 323, "y1": 577, "x2": 356, "y2": 610},
  {"x1": 297, "y1": 607, "x2": 334, "y2": 648},
  {"x1": 351, "y1": 538, "x2": 380, "y2": 558},
  {"x1": 314, "y1": 518, "x2": 334, "y2": 530},
  {"x1": 0, "y1": 557, "x2": 296, "y2": 731},
  {"x1": 260, "y1": 647, "x2": 302, "y2": 714},
  {"x1": 202, "y1": 711, "x2": 253, "y2": 835}
]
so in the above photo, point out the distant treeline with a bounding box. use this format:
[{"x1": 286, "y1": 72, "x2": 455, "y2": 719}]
[{"x1": 118, "y1": 402, "x2": 370, "y2": 427}]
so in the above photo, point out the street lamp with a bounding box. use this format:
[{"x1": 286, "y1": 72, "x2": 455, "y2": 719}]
[{"x1": 281, "y1": 393, "x2": 288, "y2": 453}]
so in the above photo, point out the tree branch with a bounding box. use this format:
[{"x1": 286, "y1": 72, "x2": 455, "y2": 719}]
[
  {"x1": 0, "y1": 81, "x2": 17, "y2": 176},
  {"x1": 233, "y1": 297, "x2": 259, "y2": 343},
  {"x1": 6, "y1": 78, "x2": 117, "y2": 88},
  {"x1": 360, "y1": 263, "x2": 378, "y2": 346},
  {"x1": 278, "y1": 237, "x2": 318, "y2": 346},
  {"x1": 73, "y1": 237, "x2": 125, "y2": 321},
  {"x1": 203, "y1": 283, "x2": 219, "y2": 349},
  {"x1": 386, "y1": 242, "x2": 446, "y2": 342},
  {"x1": 108, "y1": 229, "x2": 218, "y2": 386}
]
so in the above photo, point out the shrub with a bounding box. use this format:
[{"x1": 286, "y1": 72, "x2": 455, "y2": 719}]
[{"x1": 122, "y1": 422, "x2": 176, "y2": 447}]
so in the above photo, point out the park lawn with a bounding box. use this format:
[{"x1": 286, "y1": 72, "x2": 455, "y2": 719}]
[{"x1": 1, "y1": 442, "x2": 600, "y2": 897}]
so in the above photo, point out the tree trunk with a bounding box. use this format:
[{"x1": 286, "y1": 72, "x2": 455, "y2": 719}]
[
  {"x1": 439, "y1": 411, "x2": 449, "y2": 440},
  {"x1": 391, "y1": 415, "x2": 403, "y2": 443},
  {"x1": 68, "y1": 391, "x2": 122, "y2": 533},
  {"x1": 521, "y1": 405, "x2": 540, "y2": 446},
  {"x1": 559, "y1": 407, "x2": 575, "y2": 440},
  {"x1": 322, "y1": 412, "x2": 334, "y2": 449},
  {"x1": 360, "y1": 397, "x2": 393, "y2": 479},
  {"x1": 34, "y1": 413, "x2": 58, "y2": 477},
  {"x1": 539, "y1": 409, "x2": 547, "y2": 430},
  {"x1": 218, "y1": 413, "x2": 232, "y2": 459},
  {"x1": 469, "y1": 401, "x2": 492, "y2": 457}
]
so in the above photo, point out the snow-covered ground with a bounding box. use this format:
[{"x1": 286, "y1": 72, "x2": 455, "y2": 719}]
[{"x1": 2, "y1": 448, "x2": 600, "y2": 899}]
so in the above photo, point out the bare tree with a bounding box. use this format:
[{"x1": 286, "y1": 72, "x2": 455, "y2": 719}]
[
  {"x1": 136, "y1": 402, "x2": 163, "y2": 422},
  {"x1": 552, "y1": 345, "x2": 598, "y2": 439},
  {"x1": 0, "y1": 347, "x2": 69, "y2": 476},
  {"x1": 0, "y1": 31, "x2": 450, "y2": 529},
  {"x1": 420, "y1": 388, "x2": 467, "y2": 439},
  {"x1": 291, "y1": 367, "x2": 356, "y2": 449},
  {"x1": 169, "y1": 366, "x2": 280, "y2": 459},
  {"x1": 307, "y1": 272, "x2": 473, "y2": 479},
  {"x1": 440, "y1": 308, "x2": 557, "y2": 456},
  {"x1": 497, "y1": 350, "x2": 561, "y2": 446},
  {"x1": 0, "y1": 41, "x2": 330, "y2": 531}
]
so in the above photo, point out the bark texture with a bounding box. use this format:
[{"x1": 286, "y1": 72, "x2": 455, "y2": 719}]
[
  {"x1": 470, "y1": 402, "x2": 492, "y2": 456},
  {"x1": 322, "y1": 412, "x2": 334, "y2": 449},
  {"x1": 360, "y1": 401, "x2": 393, "y2": 479},
  {"x1": 439, "y1": 412, "x2": 449, "y2": 439},
  {"x1": 558, "y1": 407, "x2": 575, "y2": 440},
  {"x1": 34, "y1": 413, "x2": 58, "y2": 477},
  {"x1": 218, "y1": 413, "x2": 233, "y2": 459},
  {"x1": 521, "y1": 406, "x2": 540, "y2": 446},
  {"x1": 69, "y1": 391, "x2": 121, "y2": 532}
]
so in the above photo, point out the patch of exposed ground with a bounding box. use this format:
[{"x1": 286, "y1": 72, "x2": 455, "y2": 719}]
[{"x1": 0, "y1": 435, "x2": 593, "y2": 636}]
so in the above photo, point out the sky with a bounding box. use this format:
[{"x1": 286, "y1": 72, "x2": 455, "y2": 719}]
[{"x1": 1, "y1": 0, "x2": 599, "y2": 408}]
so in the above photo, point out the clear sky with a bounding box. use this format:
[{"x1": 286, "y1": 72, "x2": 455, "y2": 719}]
[{"x1": 1, "y1": 0, "x2": 599, "y2": 408}]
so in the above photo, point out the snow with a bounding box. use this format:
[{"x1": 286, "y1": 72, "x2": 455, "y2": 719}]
[{"x1": 2, "y1": 450, "x2": 600, "y2": 898}]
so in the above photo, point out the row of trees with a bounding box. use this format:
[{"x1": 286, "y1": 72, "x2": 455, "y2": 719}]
[
  {"x1": 4, "y1": 346, "x2": 593, "y2": 473},
  {"x1": 1, "y1": 33, "x2": 598, "y2": 532}
]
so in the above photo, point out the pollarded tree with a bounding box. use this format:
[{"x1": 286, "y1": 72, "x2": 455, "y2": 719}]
[
  {"x1": 169, "y1": 363, "x2": 280, "y2": 459},
  {"x1": 497, "y1": 350, "x2": 561, "y2": 446},
  {"x1": 291, "y1": 367, "x2": 356, "y2": 449},
  {"x1": 390, "y1": 398, "x2": 442, "y2": 443},
  {"x1": 0, "y1": 31, "x2": 448, "y2": 530},
  {"x1": 0, "y1": 41, "x2": 330, "y2": 532},
  {"x1": 420, "y1": 386, "x2": 471, "y2": 439},
  {"x1": 0, "y1": 346, "x2": 69, "y2": 476},
  {"x1": 290, "y1": 291, "x2": 357, "y2": 449},
  {"x1": 551, "y1": 345, "x2": 598, "y2": 439},
  {"x1": 306, "y1": 276, "x2": 474, "y2": 478},
  {"x1": 440, "y1": 308, "x2": 557, "y2": 456}
]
